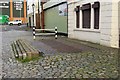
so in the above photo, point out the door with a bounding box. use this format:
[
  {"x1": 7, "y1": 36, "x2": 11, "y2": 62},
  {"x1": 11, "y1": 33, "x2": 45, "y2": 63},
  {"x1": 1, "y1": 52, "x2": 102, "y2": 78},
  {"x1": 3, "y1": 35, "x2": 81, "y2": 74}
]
[
  {"x1": 29, "y1": 17, "x2": 31, "y2": 27},
  {"x1": 36, "y1": 13, "x2": 40, "y2": 29}
]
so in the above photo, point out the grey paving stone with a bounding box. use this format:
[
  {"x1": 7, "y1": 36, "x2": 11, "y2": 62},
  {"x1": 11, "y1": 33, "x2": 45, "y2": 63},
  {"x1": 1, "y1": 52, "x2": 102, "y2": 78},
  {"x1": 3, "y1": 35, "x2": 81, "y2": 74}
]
[{"x1": 1, "y1": 25, "x2": 119, "y2": 78}]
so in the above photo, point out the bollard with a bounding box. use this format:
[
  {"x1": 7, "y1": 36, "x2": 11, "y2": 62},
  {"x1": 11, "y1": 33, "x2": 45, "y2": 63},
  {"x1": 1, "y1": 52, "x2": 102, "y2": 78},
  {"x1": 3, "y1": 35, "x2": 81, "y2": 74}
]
[
  {"x1": 27, "y1": 23, "x2": 28, "y2": 27},
  {"x1": 55, "y1": 27, "x2": 57, "y2": 39},
  {"x1": 33, "y1": 26, "x2": 36, "y2": 40}
]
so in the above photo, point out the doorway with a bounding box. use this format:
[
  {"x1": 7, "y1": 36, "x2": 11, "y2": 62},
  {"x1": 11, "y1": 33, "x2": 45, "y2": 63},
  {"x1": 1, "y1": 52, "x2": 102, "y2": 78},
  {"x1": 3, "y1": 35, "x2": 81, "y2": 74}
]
[
  {"x1": 29, "y1": 17, "x2": 31, "y2": 27},
  {"x1": 36, "y1": 13, "x2": 40, "y2": 29}
]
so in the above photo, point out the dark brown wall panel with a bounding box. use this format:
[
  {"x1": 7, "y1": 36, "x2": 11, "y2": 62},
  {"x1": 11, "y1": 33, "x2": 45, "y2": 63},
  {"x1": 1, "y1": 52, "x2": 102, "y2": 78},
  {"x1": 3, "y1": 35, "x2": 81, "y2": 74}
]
[
  {"x1": 82, "y1": 9, "x2": 91, "y2": 28},
  {"x1": 76, "y1": 6, "x2": 80, "y2": 28},
  {"x1": 94, "y1": 8, "x2": 99, "y2": 29},
  {"x1": 82, "y1": 3, "x2": 91, "y2": 29},
  {"x1": 93, "y1": 2, "x2": 100, "y2": 29}
]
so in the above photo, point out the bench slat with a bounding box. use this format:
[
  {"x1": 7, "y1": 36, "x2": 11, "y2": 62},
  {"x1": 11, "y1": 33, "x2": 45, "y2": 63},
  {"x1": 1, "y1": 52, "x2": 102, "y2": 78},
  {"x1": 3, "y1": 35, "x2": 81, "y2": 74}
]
[
  {"x1": 16, "y1": 40, "x2": 27, "y2": 59},
  {"x1": 21, "y1": 39, "x2": 39, "y2": 57},
  {"x1": 13, "y1": 41, "x2": 23, "y2": 59},
  {"x1": 11, "y1": 43, "x2": 19, "y2": 58},
  {"x1": 19, "y1": 39, "x2": 33, "y2": 59}
]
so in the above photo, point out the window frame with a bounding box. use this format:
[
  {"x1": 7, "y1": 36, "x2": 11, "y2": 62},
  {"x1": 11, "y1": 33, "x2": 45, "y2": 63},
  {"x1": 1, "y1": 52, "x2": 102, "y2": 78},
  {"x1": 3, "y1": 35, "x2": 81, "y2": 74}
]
[
  {"x1": 75, "y1": 6, "x2": 80, "y2": 28},
  {"x1": 92, "y1": 2, "x2": 100, "y2": 29}
]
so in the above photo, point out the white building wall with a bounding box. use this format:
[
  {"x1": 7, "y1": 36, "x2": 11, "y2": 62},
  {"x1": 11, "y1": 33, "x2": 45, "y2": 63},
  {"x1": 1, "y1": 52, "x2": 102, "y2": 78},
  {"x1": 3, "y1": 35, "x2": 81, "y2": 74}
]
[
  {"x1": 68, "y1": 2, "x2": 76, "y2": 38},
  {"x1": 119, "y1": 1, "x2": 120, "y2": 44},
  {"x1": 100, "y1": 2, "x2": 113, "y2": 47},
  {"x1": 68, "y1": 0, "x2": 120, "y2": 48},
  {"x1": 110, "y1": 1, "x2": 119, "y2": 48},
  {"x1": 27, "y1": 0, "x2": 39, "y2": 14},
  {"x1": 27, "y1": 0, "x2": 39, "y2": 27},
  {"x1": 68, "y1": 0, "x2": 101, "y2": 43}
]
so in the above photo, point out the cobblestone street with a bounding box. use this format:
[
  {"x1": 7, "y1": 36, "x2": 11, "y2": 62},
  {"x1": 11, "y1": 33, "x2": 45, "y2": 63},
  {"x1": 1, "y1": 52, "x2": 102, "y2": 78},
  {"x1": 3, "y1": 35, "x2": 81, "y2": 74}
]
[
  {"x1": 0, "y1": 25, "x2": 2, "y2": 79},
  {"x1": 1, "y1": 25, "x2": 120, "y2": 79}
]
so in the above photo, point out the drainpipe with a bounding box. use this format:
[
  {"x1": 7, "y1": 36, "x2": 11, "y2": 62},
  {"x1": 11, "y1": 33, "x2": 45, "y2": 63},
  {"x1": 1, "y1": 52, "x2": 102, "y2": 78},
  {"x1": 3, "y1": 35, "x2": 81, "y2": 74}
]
[
  {"x1": 41, "y1": 2, "x2": 45, "y2": 30},
  {"x1": 10, "y1": 0, "x2": 13, "y2": 21},
  {"x1": 38, "y1": 0, "x2": 40, "y2": 29},
  {"x1": 24, "y1": 0, "x2": 27, "y2": 23}
]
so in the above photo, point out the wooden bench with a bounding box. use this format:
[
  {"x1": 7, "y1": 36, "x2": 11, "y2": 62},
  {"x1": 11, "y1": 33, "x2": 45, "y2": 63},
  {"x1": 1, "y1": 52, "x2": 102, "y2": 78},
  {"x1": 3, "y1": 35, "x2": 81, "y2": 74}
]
[{"x1": 11, "y1": 39, "x2": 40, "y2": 60}]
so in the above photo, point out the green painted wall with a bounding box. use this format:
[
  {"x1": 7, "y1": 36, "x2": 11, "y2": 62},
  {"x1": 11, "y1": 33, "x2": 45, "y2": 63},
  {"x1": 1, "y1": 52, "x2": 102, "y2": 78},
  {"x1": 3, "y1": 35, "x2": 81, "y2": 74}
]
[{"x1": 44, "y1": 4, "x2": 67, "y2": 34}]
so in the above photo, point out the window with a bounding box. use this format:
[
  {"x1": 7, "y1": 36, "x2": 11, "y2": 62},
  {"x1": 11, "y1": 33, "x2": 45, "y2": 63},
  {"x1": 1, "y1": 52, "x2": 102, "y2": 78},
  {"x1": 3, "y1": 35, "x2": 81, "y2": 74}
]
[
  {"x1": 15, "y1": 20, "x2": 18, "y2": 22},
  {"x1": 92, "y1": 2, "x2": 100, "y2": 29},
  {"x1": 81, "y1": 3, "x2": 91, "y2": 29},
  {"x1": 75, "y1": 6, "x2": 80, "y2": 28},
  {"x1": 94, "y1": 8, "x2": 99, "y2": 29}
]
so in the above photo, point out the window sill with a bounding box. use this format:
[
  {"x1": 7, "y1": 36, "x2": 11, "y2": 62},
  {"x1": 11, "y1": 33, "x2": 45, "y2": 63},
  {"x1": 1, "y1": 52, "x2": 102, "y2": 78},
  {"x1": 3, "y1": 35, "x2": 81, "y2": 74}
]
[{"x1": 74, "y1": 28, "x2": 100, "y2": 33}]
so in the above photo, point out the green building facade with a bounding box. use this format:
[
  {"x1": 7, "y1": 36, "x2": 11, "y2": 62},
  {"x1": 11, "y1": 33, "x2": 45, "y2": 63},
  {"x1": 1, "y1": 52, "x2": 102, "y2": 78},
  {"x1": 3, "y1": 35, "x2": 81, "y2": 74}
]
[{"x1": 44, "y1": 2, "x2": 68, "y2": 34}]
